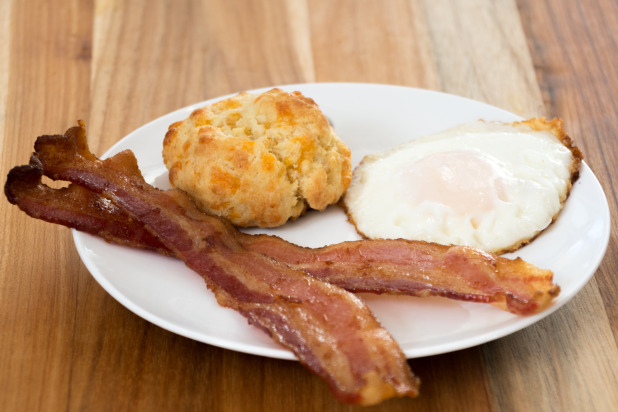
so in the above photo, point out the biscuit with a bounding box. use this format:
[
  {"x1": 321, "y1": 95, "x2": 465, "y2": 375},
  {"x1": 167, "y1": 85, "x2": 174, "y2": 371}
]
[{"x1": 163, "y1": 88, "x2": 352, "y2": 227}]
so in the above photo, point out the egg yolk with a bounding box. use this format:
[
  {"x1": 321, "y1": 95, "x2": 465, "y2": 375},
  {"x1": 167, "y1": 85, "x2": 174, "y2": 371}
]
[{"x1": 402, "y1": 151, "x2": 509, "y2": 226}]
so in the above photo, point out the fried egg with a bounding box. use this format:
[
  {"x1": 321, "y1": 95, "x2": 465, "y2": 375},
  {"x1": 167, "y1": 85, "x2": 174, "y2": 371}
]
[{"x1": 343, "y1": 118, "x2": 582, "y2": 254}]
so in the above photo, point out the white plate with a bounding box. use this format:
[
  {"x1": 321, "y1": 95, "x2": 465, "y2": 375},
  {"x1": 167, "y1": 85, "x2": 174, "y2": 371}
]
[{"x1": 73, "y1": 83, "x2": 610, "y2": 359}]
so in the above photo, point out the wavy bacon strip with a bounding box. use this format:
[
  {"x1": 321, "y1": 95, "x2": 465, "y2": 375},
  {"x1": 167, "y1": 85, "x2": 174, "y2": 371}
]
[
  {"x1": 6, "y1": 153, "x2": 559, "y2": 316},
  {"x1": 7, "y1": 123, "x2": 419, "y2": 405},
  {"x1": 242, "y1": 236, "x2": 559, "y2": 316},
  {"x1": 5, "y1": 165, "x2": 170, "y2": 255}
]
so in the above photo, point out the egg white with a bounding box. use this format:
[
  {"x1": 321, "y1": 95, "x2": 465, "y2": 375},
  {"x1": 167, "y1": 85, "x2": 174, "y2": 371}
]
[{"x1": 343, "y1": 120, "x2": 578, "y2": 253}]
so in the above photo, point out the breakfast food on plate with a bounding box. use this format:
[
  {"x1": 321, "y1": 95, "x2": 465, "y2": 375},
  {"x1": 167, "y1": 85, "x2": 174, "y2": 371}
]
[
  {"x1": 8, "y1": 123, "x2": 419, "y2": 405},
  {"x1": 5, "y1": 117, "x2": 578, "y2": 404},
  {"x1": 343, "y1": 118, "x2": 583, "y2": 254},
  {"x1": 7, "y1": 160, "x2": 560, "y2": 315},
  {"x1": 162, "y1": 88, "x2": 352, "y2": 227},
  {"x1": 7, "y1": 124, "x2": 560, "y2": 316},
  {"x1": 243, "y1": 236, "x2": 559, "y2": 315}
]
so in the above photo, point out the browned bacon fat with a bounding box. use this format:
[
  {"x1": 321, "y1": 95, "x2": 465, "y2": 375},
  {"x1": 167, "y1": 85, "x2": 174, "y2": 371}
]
[
  {"x1": 6, "y1": 123, "x2": 419, "y2": 405},
  {"x1": 7, "y1": 157, "x2": 559, "y2": 316}
]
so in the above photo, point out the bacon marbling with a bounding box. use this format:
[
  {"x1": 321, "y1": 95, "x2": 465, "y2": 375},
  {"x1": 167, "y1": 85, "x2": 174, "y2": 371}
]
[{"x1": 7, "y1": 123, "x2": 419, "y2": 405}]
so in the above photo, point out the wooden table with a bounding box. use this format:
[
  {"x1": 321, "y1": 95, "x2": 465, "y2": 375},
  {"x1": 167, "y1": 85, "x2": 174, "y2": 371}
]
[{"x1": 1, "y1": 1, "x2": 617, "y2": 410}]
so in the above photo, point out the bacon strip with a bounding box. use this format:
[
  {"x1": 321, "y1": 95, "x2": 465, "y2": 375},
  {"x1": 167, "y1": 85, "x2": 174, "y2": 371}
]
[
  {"x1": 5, "y1": 164, "x2": 171, "y2": 255},
  {"x1": 6, "y1": 155, "x2": 559, "y2": 316},
  {"x1": 9, "y1": 123, "x2": 419, "y2": 405},
  {"x1": 242, "y1": 235, "x2": 559, "y2": 316}
]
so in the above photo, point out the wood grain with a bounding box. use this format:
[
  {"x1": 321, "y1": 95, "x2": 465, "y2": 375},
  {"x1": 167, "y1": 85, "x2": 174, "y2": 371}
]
[
  {"x1": 0, "y1": 1, "x2": 93, "y2": 411},
  {"x1": 1, "y1": 0, "x2": 617, "y2": 411},
  {"x1": 519, "y1": 0, "x2": 618, "y2": 341}
]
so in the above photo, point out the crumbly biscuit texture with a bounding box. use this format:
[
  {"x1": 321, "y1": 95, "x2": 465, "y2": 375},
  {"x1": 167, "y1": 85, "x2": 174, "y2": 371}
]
[{"x1": 163, "y1": 88, "x2": 351, "y2": 227}]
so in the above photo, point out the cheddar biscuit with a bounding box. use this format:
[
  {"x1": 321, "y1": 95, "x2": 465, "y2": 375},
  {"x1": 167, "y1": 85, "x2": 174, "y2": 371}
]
[{"x1": 163, "y1": 88, "x2": 352, "y2": 227}]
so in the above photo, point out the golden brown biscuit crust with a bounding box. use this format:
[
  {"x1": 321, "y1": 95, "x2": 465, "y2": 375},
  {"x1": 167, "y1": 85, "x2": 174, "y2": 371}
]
[{"x1": 163, "y1": 88, "x2": 351, "y2": 227}]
